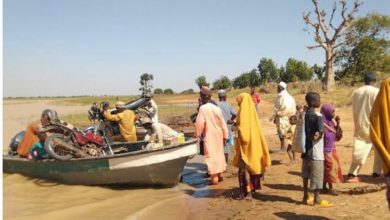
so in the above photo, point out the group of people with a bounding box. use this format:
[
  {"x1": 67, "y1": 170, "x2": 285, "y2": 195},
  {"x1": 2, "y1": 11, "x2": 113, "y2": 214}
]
[
  {"x1": 103, "y1": 94, "x2": 161, "y2": 143},
  {"x1": 194, "y1": 86, "x2": 271, "y2": 199},
  {"x1": 193, "y1": 73, "x2": 390, "y2": 209},
  {"x1": 14, "y1": 95, "x2": 177, "y2": 159},
  {"x1": 102, "y1": 98, "x2": 181, "y2": 148},
  {"x1": 12, "y1": 73, "x2": 390, "y2": 210},
  {"x1": 267, "y1": 73, "x2": 388, "y2": 208},
  {"x1": 275, "y1": 73, "x2": 390, "y2": 208}
]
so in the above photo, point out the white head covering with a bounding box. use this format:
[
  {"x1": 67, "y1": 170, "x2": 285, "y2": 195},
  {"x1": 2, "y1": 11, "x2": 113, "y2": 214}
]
[
  {"x1": 218, "y1": 90, "x2": 226, "y2": 97},
  {"x1": 116, "y1": 101, "x2": 125, "y2": 108},
  {"x1": 279, "y1": 81, "x2": 287, "y2": 89}
]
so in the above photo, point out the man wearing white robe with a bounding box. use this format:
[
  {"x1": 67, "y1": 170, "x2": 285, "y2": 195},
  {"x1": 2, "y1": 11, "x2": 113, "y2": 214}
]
[
  {"x1": 274, "y1": 82, "x2": 296, "y2": 154},
  {"x1": 346, "y1": 73, "x2": 382, "y2": 183},
  {"x1": 147, "y1": 95, "x2": 158, "y2": 123}
]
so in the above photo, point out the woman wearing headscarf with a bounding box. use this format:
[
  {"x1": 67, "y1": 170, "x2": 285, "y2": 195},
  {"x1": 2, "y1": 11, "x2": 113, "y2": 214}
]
[
  {"x1": 233, "y1": 93, "x2": 271, "y2": 200},
  {"x1": 370, "y1": 78, "x2": 390, "y2": 211},
  {"x1": 17, "y1": 109, "x2": 58, "y2": 159},
  {"x1": 320, "y1": 104, "x2": 344, "y2": 196}
]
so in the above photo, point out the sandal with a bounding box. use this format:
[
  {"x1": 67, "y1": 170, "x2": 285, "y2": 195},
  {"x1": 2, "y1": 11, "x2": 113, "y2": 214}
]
[
  {"x1": 372, "y1": 173, "x2": 384, "y2": 178},
  {"x1": 345, "y1": 176, "x2": 361, "y2": 183},
  {"x1": 301, "y1": 196, "x2": 314, "y2": 205},
  {"x1": 313, "y1": 200, "x2": 334, "y2": 208}
]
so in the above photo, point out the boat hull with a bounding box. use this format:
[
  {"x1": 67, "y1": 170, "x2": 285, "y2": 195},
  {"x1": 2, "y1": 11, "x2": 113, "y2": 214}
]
[{"x1": 3, "y1": 140, "x2": 198, "y2": 186}]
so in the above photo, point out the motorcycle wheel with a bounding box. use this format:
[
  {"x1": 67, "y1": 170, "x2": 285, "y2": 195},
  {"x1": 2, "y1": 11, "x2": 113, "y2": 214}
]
[{"x1": 44, "y1": 133, "x2": 74, "y2": 161}]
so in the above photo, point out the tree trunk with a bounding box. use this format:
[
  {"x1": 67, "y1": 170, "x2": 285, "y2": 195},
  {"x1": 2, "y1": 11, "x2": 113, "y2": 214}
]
[{"x1": 324, "y1": 49, "x2": 336, "y2": 92}]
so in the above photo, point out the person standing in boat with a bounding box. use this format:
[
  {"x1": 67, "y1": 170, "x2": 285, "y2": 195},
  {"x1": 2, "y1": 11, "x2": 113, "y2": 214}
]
[
  {"x1": 104, "y1": 101, "x2": 137, "y2": 142},
  {"x1": 195, "y1": 86, "x2": 229, "y2": 185},
  {"x1": 147, "y1": 94, "x2": 159, "y2": 123}
]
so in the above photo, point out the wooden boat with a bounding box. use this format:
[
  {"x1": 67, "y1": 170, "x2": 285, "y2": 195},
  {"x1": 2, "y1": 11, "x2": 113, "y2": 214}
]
[{"x1": 3, "y1": 139, "x2": 198, "y2": 187}]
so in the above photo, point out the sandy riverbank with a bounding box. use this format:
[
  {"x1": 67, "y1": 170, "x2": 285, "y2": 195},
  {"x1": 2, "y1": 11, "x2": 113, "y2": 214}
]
[{"x1": 2, "y1": 98, "x2": 388, "y2": 220}]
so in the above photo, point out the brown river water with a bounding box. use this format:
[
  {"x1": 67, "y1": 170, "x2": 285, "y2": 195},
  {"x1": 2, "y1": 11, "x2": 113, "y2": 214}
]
[{"x1": 3, "y1": 100, "x2": 219, "y2": 220}]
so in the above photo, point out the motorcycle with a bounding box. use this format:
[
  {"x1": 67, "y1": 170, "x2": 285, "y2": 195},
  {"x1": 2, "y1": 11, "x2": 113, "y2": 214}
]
[
  {"x1": 88, "y1": 96, "x2": 151, "y2": 143},
  {"x1": 41, "y1": 120, "x2": 113, "y2": 161}
]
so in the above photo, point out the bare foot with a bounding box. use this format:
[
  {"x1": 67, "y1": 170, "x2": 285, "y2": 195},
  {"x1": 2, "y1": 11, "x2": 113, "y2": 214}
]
[
  {"x1": 273, "y1": 149, "x2": 286, "y2": 155},
  {"x1": 236, "y1": 193, "x2": 252, "y2": 200},
  {"x1": 286, "y1": 161, "x2": 296, "y2": 166},
  {"x1": 329, "y1": 188, "x2": 341, "y2": 196}
]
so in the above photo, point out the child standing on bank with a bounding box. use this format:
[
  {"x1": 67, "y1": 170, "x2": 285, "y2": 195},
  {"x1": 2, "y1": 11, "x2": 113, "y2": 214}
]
[
  {"x1": 296, "y1": 104, "x2": 303, "y2": 116},
  {"x1": 301, "y1": 92, "x2": 333, "y2": 208},
  {"x1": 286, "y1": 115, "x2": 297, "y2": 165},
  {"x1": 320, "y1": 104, "x2": 344, "y2": 196}
]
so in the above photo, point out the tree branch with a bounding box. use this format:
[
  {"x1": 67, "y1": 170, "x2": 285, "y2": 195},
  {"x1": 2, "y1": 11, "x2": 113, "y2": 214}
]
[
  {"x1": 331, "y1": 50, "x2": 350, "y2": 60},
  {"x1": 329, "y1": 2, "x2": 337, "y2": 31},
  {"x1": 303, "y1": 11, "x2": 327, "y2": 49},
  {"x1": 312, "y1": 0, "x2": 331, "y2": 42},
  {"x1": 331, "y1": 0, "x2": 364, "y2": 43},
  {"x1": 307, "y1": 44, "x2": 323, "y2": 49}
]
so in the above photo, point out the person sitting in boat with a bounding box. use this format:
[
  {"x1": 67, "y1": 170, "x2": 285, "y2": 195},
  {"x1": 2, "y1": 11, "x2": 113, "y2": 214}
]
[
  {"x1": 104, "y1": 101, "x2": 137, "y2": 142},
  {"x1": 140, "y1": 117, "x2": 178, "y2": 146},
  {"x1": 17, "y1": 109, "x2": 58, "y2": 159}
]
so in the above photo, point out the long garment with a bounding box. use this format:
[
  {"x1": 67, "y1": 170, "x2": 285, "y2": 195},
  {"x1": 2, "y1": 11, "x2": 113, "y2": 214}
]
[
  {"x1": 370, "y1": 78, "x2": 390, "y2": 211},
  {"x1": 274, "y1": 90, "x2": 296, "y2": 137},
  {"x1": 17, "y1": 124, "x2": 40, "y2": 158},
  {"x1": 198, "y1": 99, "x2": 218, "y2": 156},
  {"x1": 218, "y1": 101, "x2": 237, "y2": 154},
  {"x1": 147, "y1": 99, "x2": 159, "y2": 123},
  {"x1": 233, "y1": 93, "x2": 271, "y2": 196},
  {"x1": 105, "y1": 109, "x2": 137, "y2": 142},
  {"x1": 195, "y1": 103, "x2": 228, "y2": 175},
  {"x1": 349, "y1": 85, "x2": 381, "y2": 175},
  {"x1": 324, "y1": 148, "x2": 344, "y2": 183},
  {"x1": 321, "y1": 104, "x2": 344, "y2": 183}
]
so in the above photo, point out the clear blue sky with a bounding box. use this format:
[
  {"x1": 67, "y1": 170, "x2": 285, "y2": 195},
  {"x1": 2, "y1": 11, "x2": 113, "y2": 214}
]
[{"x1": 3, "y1": 0, "x2": 390, "y2": 97}]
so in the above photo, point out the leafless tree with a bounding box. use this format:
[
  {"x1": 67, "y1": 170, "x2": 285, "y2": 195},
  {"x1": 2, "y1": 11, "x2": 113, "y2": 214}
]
[{"x1": 303, "y1": 0, "x2": 363, "y2": 91}]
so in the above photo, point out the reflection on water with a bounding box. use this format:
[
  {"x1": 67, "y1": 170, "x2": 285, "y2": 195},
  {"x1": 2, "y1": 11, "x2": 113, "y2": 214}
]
[{"x1": 3, "y1": 155, "x2": 212, "y2": 220}]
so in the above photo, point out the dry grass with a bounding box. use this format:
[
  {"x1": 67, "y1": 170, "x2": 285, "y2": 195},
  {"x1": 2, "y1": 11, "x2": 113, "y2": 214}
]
[
  {"x1": 254, "y1": 81, "x2": 372, "y2": 108},
  {"x1": 50, "y1": 96, "x2": 138, "y2": 106},
  {"x1": 30, "y1": 113, "x2": 92, "y2": 128},
  {"x1": 20, "y1": 81, "x2": 381, "y2": 128},
  {"x1": 30, "y1": 105, "x2": 197, "y2": 129}
]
